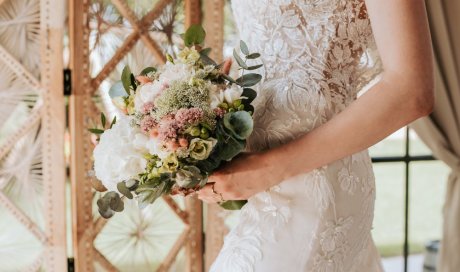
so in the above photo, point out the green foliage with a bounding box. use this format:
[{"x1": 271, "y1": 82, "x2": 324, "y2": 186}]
[
  {"x1": 219, "y1": 200, "x2": 248, "y2": 210},
  {"x1": 97, "y1": 192, "x2": 124, "y2": 219},
  {"x1": 240, "y1": 40, "x2": 249, "y2": 55},
  {"x1": 136, "y1": 173, "x2": 173, "y2": 208},
  {"x1": 140, "y1": 67, "x2": 156, "y2": 76},
  {"x1": 236, "y1": 73, "x2": 262, "y2": 87},
  {"x1": 223, "y1": 111, "x2": 254, "y2": 140},
  {"x1": 121, "y1": 66, "x2": 135, "y2": 94},
  {"x1": 242, "y1": 88, "x2": 257, "y2": 103},
  {"x1": 233, "y1": 49, "x2": 248, "y2": 69},
  {"x1": 183, "y1": 25, "x2": 206, "y2": 47}
]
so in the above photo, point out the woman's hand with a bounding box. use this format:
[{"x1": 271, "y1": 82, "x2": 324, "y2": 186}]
[{"x1": 197, "y1": 152, "x2": 281, "y2": 203}]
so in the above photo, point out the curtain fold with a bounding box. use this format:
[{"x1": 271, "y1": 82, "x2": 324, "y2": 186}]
[{"x1": 410, "y1": 1, "x2": 460, "y2": 271}]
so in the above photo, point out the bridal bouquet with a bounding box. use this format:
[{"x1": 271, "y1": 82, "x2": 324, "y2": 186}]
[{"x1": 90, "y1": 25, "x2": 263, "y2": 218}]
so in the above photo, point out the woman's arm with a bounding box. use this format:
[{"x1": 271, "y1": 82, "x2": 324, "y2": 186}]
[{"x1": 198, "y1": 0, "x2": 434, "y2": 202}]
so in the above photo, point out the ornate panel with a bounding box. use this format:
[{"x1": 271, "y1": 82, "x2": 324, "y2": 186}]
[
  {"x1": 0, "y1": 0, "x2": 67, "y2": 271},
  {"x1": 69, "y1": 0, "x2": 202, "y2": 271}
]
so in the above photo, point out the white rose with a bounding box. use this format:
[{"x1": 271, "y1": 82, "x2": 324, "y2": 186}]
[
  {"x1": 159, "y1": 63, "x2": 193, "y2": 85},
  {"x1": 223, "y1": 85, "x2": 244, "y2": 104},
  {"x1": 134, "y1": 81, "x2": 163, "y2": 112},
  {"x1": 93, "y1": 117, "x2": 148, "y2": 192}
]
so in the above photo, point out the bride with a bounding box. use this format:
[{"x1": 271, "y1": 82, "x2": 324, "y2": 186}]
[{"x1": 197, "y1": 0, "x2": 434, "y2": 271}]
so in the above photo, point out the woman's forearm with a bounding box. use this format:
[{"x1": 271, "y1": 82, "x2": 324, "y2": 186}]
[{"x1": 266, "y1": 73, "x2": 434, "y2": 181}]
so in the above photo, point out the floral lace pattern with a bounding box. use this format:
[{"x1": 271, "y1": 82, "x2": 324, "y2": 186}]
[{"x1": 211, "y1": 0, "x2": 384, "y2": 271}]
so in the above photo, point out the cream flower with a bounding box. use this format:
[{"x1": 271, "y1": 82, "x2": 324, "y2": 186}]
[{"x1": 188, "y1": 138, "x2": 217, "y2": 160}]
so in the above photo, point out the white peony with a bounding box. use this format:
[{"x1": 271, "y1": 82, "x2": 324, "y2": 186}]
[
  {"x1": 159, "y1": 63, "x2": 193, "y2": 85},
  {"x1": 93, "y1": 117, "x2": 148, "y2": 192},
  {"x1": 134, "y1": 81, "x2": 163, "y2": 112},
  {"x1": 132, "y1": 133, "x2": 171, "y2": 160}
]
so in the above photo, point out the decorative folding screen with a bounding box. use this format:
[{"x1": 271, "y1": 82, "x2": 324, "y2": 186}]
[
  {"x1": 0, "y1": 0, "x2": 67, "y2": 271},
  {"x1": 69, "y1": 0, "x2": 202, "y2": 271}
]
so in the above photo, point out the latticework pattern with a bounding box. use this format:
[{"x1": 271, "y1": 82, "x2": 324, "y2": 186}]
[
  {"x1": 70, "y1": 1, "x2": 203, "y2": 271},
  {"x1": 0, "y1": 0, "x2": 66, "y2": 271}
]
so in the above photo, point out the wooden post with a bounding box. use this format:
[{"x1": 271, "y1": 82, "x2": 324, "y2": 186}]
[
  {"x1": 202, "y1": 0, "x2": 226, "y2": 270},
  {"x1": 40, "y1": 0, "x2": 67, "y2": 271},
  {"x1": 69, "y1": 0, "x2": 95, "y2": 271},
  {"x1": 185, "y1": 2, "x2": 204, "y2": 271}
]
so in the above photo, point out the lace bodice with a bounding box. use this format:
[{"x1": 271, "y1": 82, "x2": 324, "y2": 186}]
[
  {"x1": 210, "y1": 1, "x2": 385, "y2": 271},
  {"x1": 231, "y1": 0, "x2": 383, "y2": 151}
]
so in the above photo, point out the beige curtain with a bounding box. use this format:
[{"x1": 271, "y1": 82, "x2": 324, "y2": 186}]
[{"x1": 411, "y1": 1, "x2": 460, "y2": 271}]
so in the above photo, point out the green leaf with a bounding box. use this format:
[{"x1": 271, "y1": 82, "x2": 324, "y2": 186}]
[
  {"x1": 109, "y1": 81, "x2": 128, "y2": 98},
  {"x1": 101, "y1": 113, "x2": 106, "y2": 128},
  {"x1": 221, "y1": 74, "x2": 237, "y2": 84},
  {"x1": 235, "y1": 73, "x2": 262, "y2": 87},
  {"x1": 246, "y1": 64, "x2": 263, "y2": 70},
  {"x1": 200, "y1": 47, "x2": 212, "y2": 56},
  {"x1": 88, "y1": 128, "x2": 104, "y2": 134},
  {"x1": 242, "y1": 88, "x2": 257, "y2": 103},
  {"x1": 183, "y1": 24, "x2": 206, "y2": 47},
  {"x1": 166, "y1": 54, "x2": 174, "y2": 63},
  {"x1": 121, "y1": 66, "x2": 133, "y2": 94},
  {"x1": 233, "y1": 49, "x2": 248, "y2": 69},
  {"x1": 246, "y1": 53, "x2": 261, "y2": 59},
  {"x1": 117, "y1": 181, "x2": 134, "y2": 199},
  {"x1": 240, "y1": 40, "x2": 249, "y2": 55},
  {"x1": 97, "y1": 191, "x2": 124, "y2": 219},
  {"x1": 200, "y1": 53, "x2": 217, "y2": 66},
  {"x1": 110, "y1": 116, "x2": 117, "y2": 128},
  {"x1": 223, "y1": 111, "x2": 254, "y2": 140},
  {"x1": 219, "y1": 200, "x2": 247, "y2": 210},
  {"x1": 140, "y1": 67, "x2": 156, "y2": 76}
]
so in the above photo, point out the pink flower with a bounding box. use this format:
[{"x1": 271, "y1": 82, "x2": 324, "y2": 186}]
[
  {"x1": 213, "y1": 107, "x2": 226, "y2": 118},
  {"x1": 158, "y1": 116, "x2": 179, "y2": 141},
  {"x1": 136, "y1": 75, "x2": 153, "y2": 84},
  {"x1": 141, "y1": 102, "x2": 155, "y2": 115},
  {"x1": 140, "y1": 116, "x2": 157, "y2": 134},
  {"x1": 178, "y1": 138, "x2": 189, "y2": 148},
  {"x1": 175, "y1": 108, "x2": 204, "y2": 130},
  {"x1": 166, "y1": 140, "x2": 180, "y2": 151}
]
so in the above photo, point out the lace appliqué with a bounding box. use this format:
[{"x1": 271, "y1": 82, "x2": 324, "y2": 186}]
[
  {"x1": 305, "y1": 167, "x2": 335, "y2": 213},
  {"x1": 313, "y1": 217, "x2": 354, "y2": 272},
  {"x1": 210, "y1": 189, "x2": 291, "y2": 272}
]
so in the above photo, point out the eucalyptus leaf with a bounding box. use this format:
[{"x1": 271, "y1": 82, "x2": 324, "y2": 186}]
[
  {"x1": 121, "y1": 66, "x2": 133, "y2": 94},
  {"x1": 240, "y1": 40, "x2": 249, "y2": 55},
  {"x1": 117, "y1": 181, "x2": 134, "y2": 199},
  {"x1": 219, "y1": 200, "x2": 248, "y2": 210},
  {"x1": 246, "y1": 53, "x2": 261, "y2": 59},
  {"x1": 200, "y1": 53, "x2": 217, "y2": 66},
  {"x1": 140, "y1": 67, "x2": 156, "y2": 76},
  {"x1": 233, "y1": 49, "x2": 248, "y2": 69},
  {"x1": 247, "y1": 64, "x2": 263, "y2": 70},
  {"x1": 184, "y1": 25, "x2": 206, "y2": 47},
  {"x1": 109, "y1": 81, "x2": 128, "y2": 98},
  {"x1": 223, "y1": 111, "x2": 254, "y2": 140},
  {"x1": 97, "y1": 191, "x2": 124, "y2": 219},
  {"x1": 235, "y1": 73, "x2": 262, "y2": 87},
  {"x1": 242, "y1": 88, "x2": 257, "y2": 103}
]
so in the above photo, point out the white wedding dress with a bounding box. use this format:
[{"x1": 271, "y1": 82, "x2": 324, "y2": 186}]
[{"x1": 210, "y1": 0, "x2": 385, "y2": 271}]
